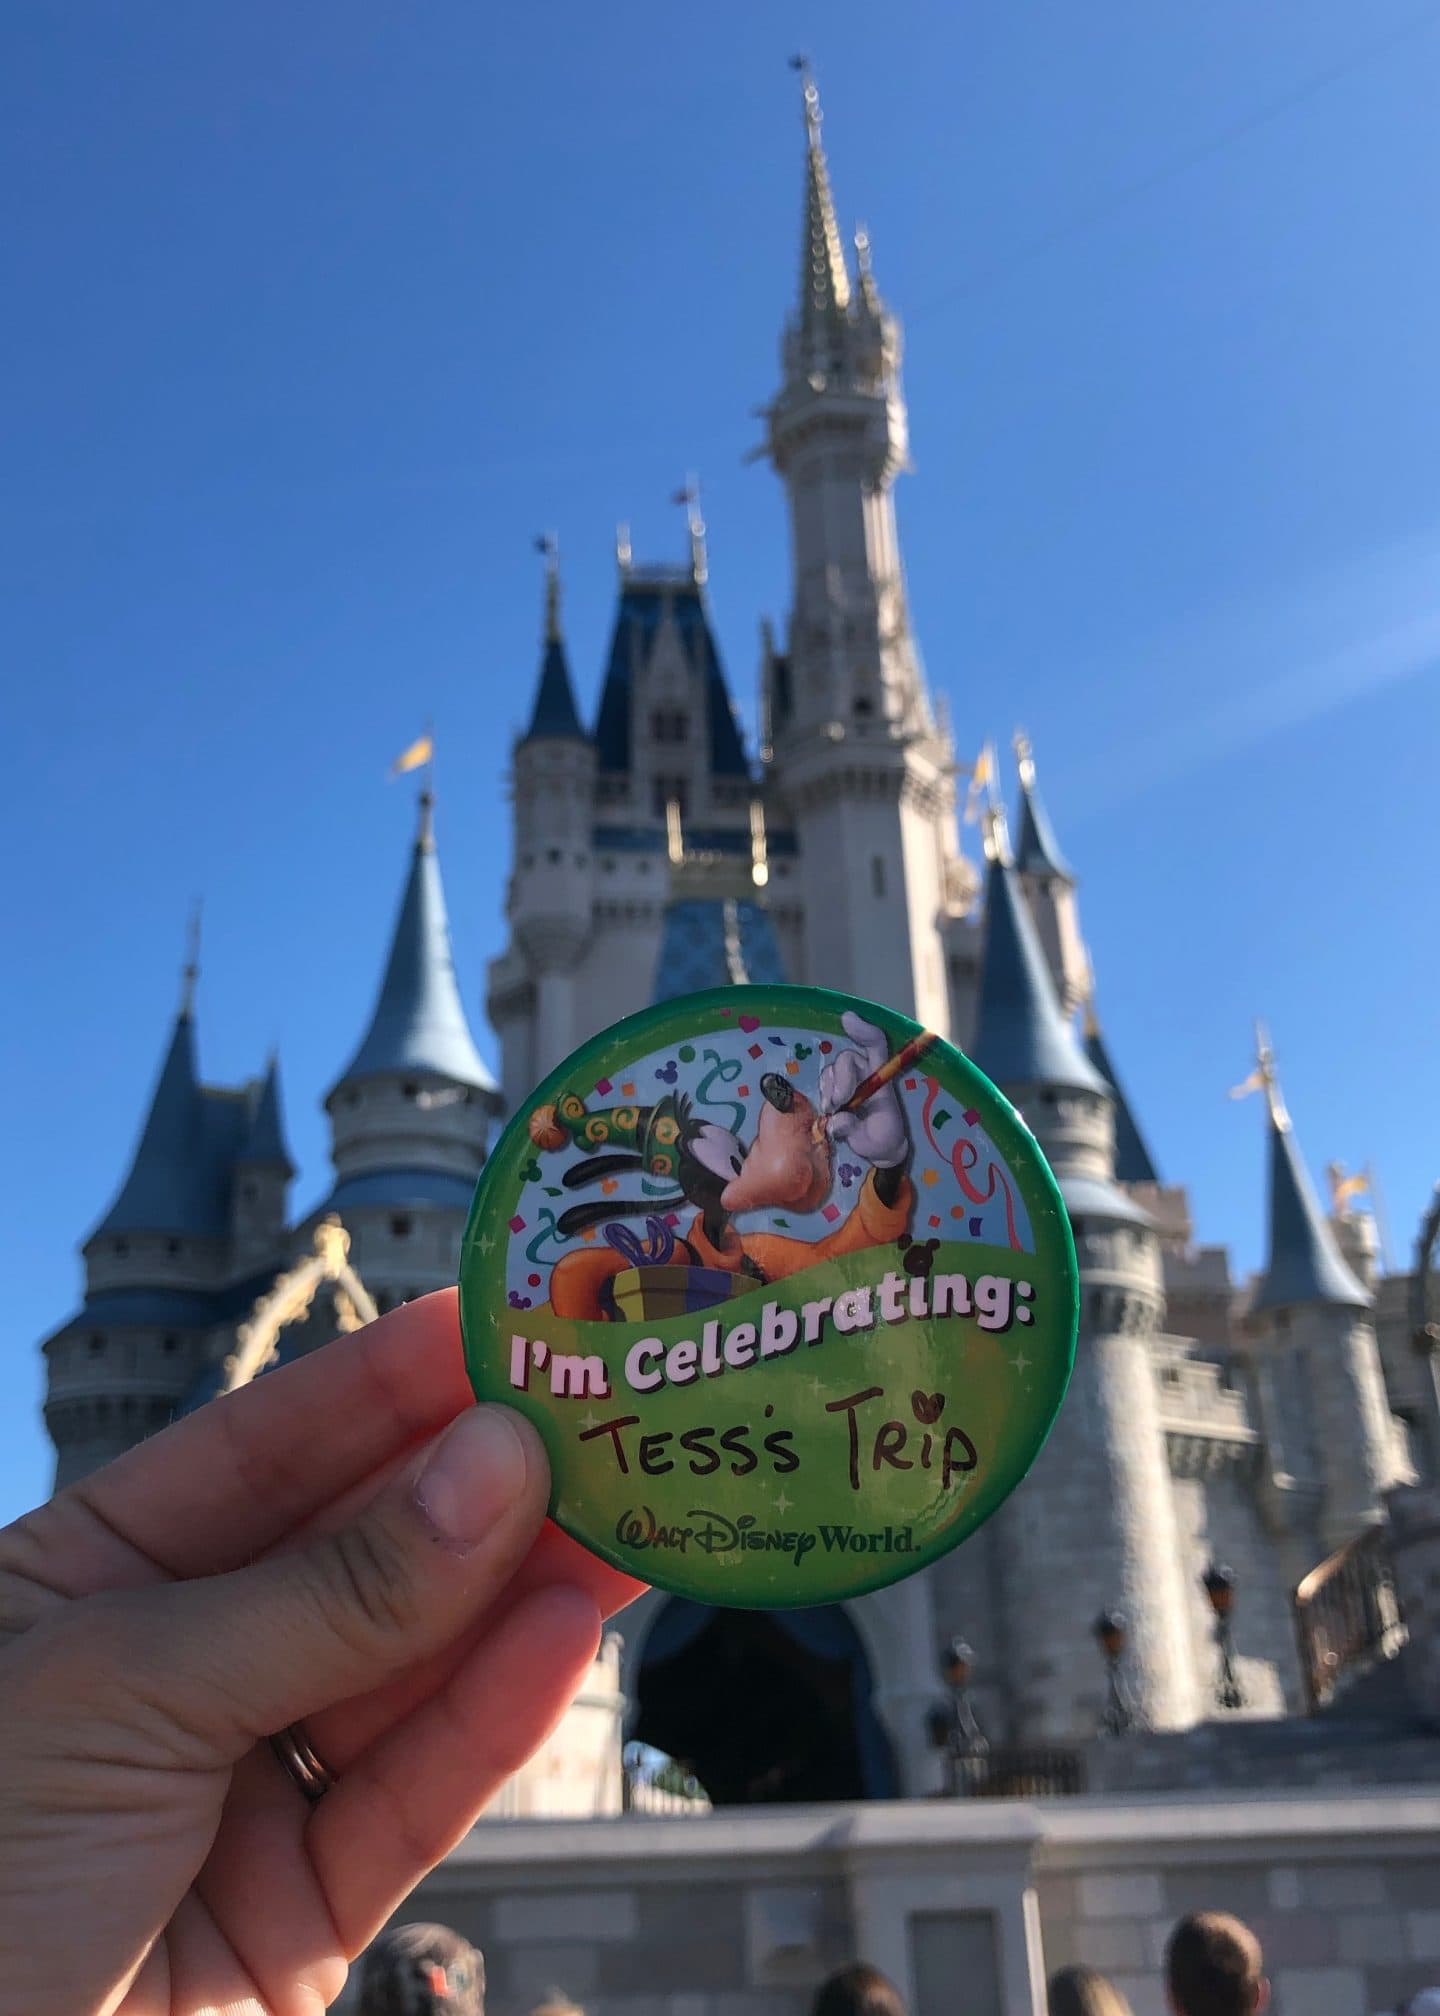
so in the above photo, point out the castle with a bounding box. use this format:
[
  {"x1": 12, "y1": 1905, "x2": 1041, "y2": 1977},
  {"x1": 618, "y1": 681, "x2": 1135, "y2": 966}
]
[{"x1": 41, "y1": 71, "x2": 1438, "y2": 1804}]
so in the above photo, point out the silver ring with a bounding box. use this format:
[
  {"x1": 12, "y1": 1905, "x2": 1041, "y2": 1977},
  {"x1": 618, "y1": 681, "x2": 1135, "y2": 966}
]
[{"x1": 270, "y1": 1723, "x2": 336, "y2": 1803}]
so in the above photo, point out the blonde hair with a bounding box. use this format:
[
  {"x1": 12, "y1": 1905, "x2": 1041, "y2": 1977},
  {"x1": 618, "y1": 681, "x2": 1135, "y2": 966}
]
[
  {"x1": 528, "y1": 1997, "x2": 585, "y2": 2016},
  {"x1": 1048, "y1": 1967, "x2": 1136, "y2": 2016}
]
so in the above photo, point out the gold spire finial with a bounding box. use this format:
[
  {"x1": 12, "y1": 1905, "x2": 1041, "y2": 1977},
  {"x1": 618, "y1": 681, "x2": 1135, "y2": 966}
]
[
  {"x1": 416, "y1": 717, "x2": 436, "y2": 852},
  {"x1": 535, "y1": 532, "x2": 561, "y2": 642},
  {"x1": 1229, "y1": 1019, "x2": 1288, "y2": 1129},
  {"x1": 1013, "y1": 727, "x2": 1036, "y2": 790},
  {"x1": 179, "y1": 898, "x2": 202, "y2": 1018}
]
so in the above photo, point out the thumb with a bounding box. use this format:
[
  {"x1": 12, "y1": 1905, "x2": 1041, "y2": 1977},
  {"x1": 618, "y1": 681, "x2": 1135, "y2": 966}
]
[{"x1": 107, "y1": 1404, "x2": 552, "y2": 1759}]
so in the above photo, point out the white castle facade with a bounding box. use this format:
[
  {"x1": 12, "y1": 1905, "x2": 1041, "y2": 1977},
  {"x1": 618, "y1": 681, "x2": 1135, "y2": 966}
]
[{"x1": 41, "y1": 75, "x2": 1439, "y2": 1807}]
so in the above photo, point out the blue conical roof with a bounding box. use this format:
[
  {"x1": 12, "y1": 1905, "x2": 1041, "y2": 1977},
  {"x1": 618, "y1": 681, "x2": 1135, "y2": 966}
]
[
  {"x1": 1253, "y1": 1113, "x2": 1370, "y2": 1314},
  {"x1": 241, "y1": 1056, "x2": 294, "y2": 1174},
  {"x1": 1015, "y1": 773, "x2": 1074, "y2": 881},
  {"x1": 94, "y1": 1013, "x2": 206, "y2": 1236},
  {"x1": 971, "y1": 859, "x2": 1105, "y2": 1096},
  {"x1": 92, "y1": 1012, "x2": 255, "y2": 1239},
  {"x1": 1085, "y1": 1024, "x2": 1160, "y2": 1185},
  {"x1": 594, "y1": 576, "x2": 749, "y2": 778},
  {"x1": 524, "y1": 635, "x2": 586, "y2": 741},
  {"x1": 334, "y1": 801, "x2": 497, "y2": 1095}
]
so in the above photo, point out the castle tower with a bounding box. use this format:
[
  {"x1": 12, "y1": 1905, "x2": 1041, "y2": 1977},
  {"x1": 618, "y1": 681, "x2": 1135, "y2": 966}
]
[
  {"x1": 319, "y1": 790, "x2": 500, "y2": 1311},
  {"x1": 230, "y1": 1055, "x2": 294, "y2": 1265},
  {"x1": 1245, "y1": 1035, "x2": 1403, "y2": 1555},
  {"x1": 488, "y1": 531, "x2": 764, "y2": 1098},
  {"x1": 43, "y1": 951, "x2": 292, "y2": 1489},
  {"x1": 972, "y1": 857, "x2": 1198, "y2": 1737},
  {"x1": 491, "y1": 547, "x2": 598, "y2": 1104},
  {"x1": 1013, "y1": 733, "x2": 1090, "y2": 1015},
  {"x1": 762, "y1": 68, "x2": 966, "y2": 1034}
]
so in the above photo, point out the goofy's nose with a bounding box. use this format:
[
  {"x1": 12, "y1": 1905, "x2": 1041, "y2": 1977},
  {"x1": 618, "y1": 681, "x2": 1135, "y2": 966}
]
[{"x1": 760, "y1": 1072, "x2": 794, "y2": 1113}]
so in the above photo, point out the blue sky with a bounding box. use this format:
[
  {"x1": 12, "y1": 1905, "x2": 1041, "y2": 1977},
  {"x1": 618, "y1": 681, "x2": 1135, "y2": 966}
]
[{"x1": 4, "y1": 2, "x2": 1439, "y2": 1522}]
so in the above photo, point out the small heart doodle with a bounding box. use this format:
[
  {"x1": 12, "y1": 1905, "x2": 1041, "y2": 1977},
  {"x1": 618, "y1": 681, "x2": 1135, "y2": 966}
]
[
  {"x1": 910, "y1": 1390, "x2": 945, "y2": 1425},
  {"x1": 738, "y1": 1015, "x2": 761, "y2": 1033}
]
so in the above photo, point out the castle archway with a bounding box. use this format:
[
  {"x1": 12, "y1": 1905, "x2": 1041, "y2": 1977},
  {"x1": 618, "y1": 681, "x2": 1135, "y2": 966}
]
[{"x1": 632, "y1": 1600, "x2": 898, "y2": 1805}]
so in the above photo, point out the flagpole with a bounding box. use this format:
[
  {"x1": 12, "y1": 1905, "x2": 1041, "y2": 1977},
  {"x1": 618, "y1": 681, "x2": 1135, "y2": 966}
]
[{"x1": 1366, "y1": 1160, "x2": 1395, "y2": 1273}]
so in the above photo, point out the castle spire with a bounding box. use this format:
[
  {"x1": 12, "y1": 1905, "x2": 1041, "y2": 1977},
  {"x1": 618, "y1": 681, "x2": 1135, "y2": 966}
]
[
  {"x1": 179, "y1": 899, "x2": 202, "y2": 1018},
  {"x1": 1013, "y1": 730, "x2": 1074, "y2": 881},
  {"x1": 792, "y1": 58, "x2": 851, "y2": 344},
  {"x1": 92, "y1": 1004, "x2": 206, "y2": 1238},
  {"x1": 522, "y1": 535, "x2": 586, "y2": 742},
  {"x1": 971, "y1": 857, "x2": 1105, "y2": 1097},
  {"x1": 241, "y1": 1052, "x2": 294, "y2": 1175},
  {"x1": 1084, "y1": 1008, "x2": 1160, "y2": 1186},
  {"x1": 332, "y1": 795, "x2": 496, "y2": 1095},
  {"x1": 1244, "y1": 1028, "x2": 1370, "y2": 1313}
]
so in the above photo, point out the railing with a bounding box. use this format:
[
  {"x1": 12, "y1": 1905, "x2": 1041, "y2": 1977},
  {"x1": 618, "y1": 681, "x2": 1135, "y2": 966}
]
[
  {"x1": 1293, "y1": 1525, "x2": 1408, "y2": 1712},
  {"x1": 621, "y1": 1770, "x2": 711, "y2": 1816},
  {"x1": 949, "y1": 1747, "x2": 1086, "y2": 1799}
]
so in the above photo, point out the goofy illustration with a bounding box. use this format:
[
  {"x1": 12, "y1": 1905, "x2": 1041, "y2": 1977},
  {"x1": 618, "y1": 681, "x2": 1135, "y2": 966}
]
[{"x1": 526, "y1": 1012, "x2": 922, "y2": 1321}]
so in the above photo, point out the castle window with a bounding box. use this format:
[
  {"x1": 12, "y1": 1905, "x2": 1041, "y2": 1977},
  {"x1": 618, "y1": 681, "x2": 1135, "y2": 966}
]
[
  {"x1": 89, "y1": 1334, "x2": 105, "y2": 1356},
  {"x1": 166, "y1": 1237, "x2": 180, "y2": 1255},
  {"x1": 402, "y1": 1082, "x2": 418, "y2": 1101},
  {"x1": 113, "y1": 1238, "x2": 129, "y2": 1257},
  {"x1": 546, "y1": 847, "x2": 562, "y2": 864},
  {"x1": 241, "y1": 1180, "x2": 258, "y2": 1203},
  {"x1": 854, "y1": 695, "x2": 874, "y2": 718},
  {"x1": 650, "y1": 708, "x2": 688, "y2": 744},
  {"x1": 162, "y1": 1334, "x2": 179, "y2": 1354},
  {"x1": 391, "y1": 1215, "x2": 413, "y2": 1241},
  {"x1": 870, "y1": 856, "x2": 885, "y2": 898}
]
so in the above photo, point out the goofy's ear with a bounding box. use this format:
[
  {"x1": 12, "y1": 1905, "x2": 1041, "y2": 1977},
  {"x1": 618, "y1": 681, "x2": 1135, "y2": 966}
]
[
  {"x1": 557, "y1": 1195, "x2": 682, "y2": 1238},
  {"x1": 562, "y1": 1152, "x2": 645, "y2": 1190}
]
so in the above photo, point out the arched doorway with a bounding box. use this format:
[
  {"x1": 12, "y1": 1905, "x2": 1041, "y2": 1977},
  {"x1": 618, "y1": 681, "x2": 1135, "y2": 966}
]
[{"x1": 633, "y1": 1601, "x2": 898, "y2": 1805}]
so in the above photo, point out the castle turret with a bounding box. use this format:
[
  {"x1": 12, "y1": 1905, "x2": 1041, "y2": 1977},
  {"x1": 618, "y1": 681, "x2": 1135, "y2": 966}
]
[
  {"x1": 44, "y1": 945, "x2": 283, "y2": 1488},
  {"x1": 230, "y1": 1055, "x2": 294, "y2": 1264},
  {"x1": 322, "y1": 791, "x2": 499, "y2": 1310},
  {"x1": 1245, "y1": 1035, "x2": 1402, "y2": 1554},
  {"x1": 972, "y1": 858, "x2": 1198, "y2": 1737},
  {"x1": 1013, "y1": 733, "x2": 1090, "y2": 1015},
  {"x1": 502, "y1": 545, "x2": 598, "y2": 1092},
  {"x1": 762, "y1": 67, "x2": 966, "y2": 1034}
]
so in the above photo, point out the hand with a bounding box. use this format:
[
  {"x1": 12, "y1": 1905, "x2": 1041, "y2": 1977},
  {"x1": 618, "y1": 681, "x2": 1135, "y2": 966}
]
[
  {"x1": 819, "y1": 1010, "x2": 910, "y2": 1169},
  {"x1": 0, "y1": 1290, "x2": 641, "y2": 2016}
]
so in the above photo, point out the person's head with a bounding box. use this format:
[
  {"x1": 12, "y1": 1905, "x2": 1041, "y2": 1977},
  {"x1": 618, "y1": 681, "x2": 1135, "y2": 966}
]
[
  {"x1": 359, "y1": 1922, "x2": 485, "y2": 2016},
  {"x1": 1048, "y1": 1965, "x2": 1135, "y2": 2016},
  {"x1": 529, "y1": 1997, "x2": 585, "y2": 2016},
  {"x1": 812, "y1": 1964, "x2": 909, "y2": 2016},
  {"x1": 1166, "y1": 1914, "x2": 1267, "y2": 2016}
]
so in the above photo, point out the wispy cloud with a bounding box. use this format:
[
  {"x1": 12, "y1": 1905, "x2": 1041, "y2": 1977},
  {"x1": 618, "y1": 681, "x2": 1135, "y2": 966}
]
[{"x1": 1078, "y1": 525, "x2": 1440, "y2": 815}]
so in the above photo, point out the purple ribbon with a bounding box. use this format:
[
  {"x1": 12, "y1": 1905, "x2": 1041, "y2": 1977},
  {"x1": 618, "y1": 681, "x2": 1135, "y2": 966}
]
[{"x1": 604, "y1": 1216, "x2": 678, "y2": 1268}]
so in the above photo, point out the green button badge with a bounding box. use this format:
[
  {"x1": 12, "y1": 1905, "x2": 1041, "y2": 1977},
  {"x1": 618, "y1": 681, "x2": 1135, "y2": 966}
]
[{"x1": 459, "y1": 984, "x2": 1078, "y2": 1606}]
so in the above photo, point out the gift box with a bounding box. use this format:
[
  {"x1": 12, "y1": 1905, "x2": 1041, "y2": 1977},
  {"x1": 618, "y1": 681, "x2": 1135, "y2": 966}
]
[{"x1": 610, "y1": 1263, "x2": 749, "y2": 1321}]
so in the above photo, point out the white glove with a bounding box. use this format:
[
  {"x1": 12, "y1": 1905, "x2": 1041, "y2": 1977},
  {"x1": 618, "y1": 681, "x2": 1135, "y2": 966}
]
[{"x1": 819, "y1": 1011, "x2": 909, "y2": 1169}]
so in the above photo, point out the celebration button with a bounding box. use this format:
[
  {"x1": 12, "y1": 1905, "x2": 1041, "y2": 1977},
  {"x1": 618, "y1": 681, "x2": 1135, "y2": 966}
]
[{"x1": 459, "y1": 984, "x2": 1078, "y2": 1607}]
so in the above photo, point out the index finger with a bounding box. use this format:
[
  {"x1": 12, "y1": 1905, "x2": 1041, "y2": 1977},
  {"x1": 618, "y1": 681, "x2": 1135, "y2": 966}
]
[{"x1": 22, "y1": 1291, "x2": 475, "y2": 1587}]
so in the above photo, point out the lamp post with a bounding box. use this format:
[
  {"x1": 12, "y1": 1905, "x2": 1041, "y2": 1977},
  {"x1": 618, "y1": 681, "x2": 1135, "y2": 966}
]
[
  {"x1": 927, "y1": 1636, "x2": 988, "y2": 1793},
  {"x1": 1202, "y1": 1562, "x2": 1245, "y2": 1711},
  {"x1": 1093, "y1": 1610, "x2": 1136, "y2": 1737}
]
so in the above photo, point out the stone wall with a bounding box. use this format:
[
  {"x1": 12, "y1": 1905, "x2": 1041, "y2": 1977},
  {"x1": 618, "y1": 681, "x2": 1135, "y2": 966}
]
[{"x1": 342, "y1": 1788, "x2": 1440, "y2": 2016}]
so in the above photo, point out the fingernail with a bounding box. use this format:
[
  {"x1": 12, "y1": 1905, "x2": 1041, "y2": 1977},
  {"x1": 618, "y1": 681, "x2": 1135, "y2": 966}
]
[{"x1": 415, "y1": 1407, "x2": 532, "y2": 1550}]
